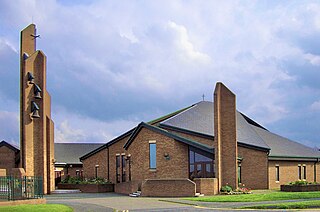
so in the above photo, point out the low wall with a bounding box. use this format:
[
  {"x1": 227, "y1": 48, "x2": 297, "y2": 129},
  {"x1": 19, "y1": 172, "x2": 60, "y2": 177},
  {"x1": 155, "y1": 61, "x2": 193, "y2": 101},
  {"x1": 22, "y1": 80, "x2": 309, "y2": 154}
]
[
  {"x1": 141, "y1": 178, "x2": 196, "y2": 197},
  {"x1": 0, "y1": 198, "x2": 46, "y2": 206},
  {"x1": 194, "y1": 178, "x2": 218, "y2": 195},
  {"x1": 115, "y1": 181, "x2": 141, "y2": 194},
  {"x1": 58, "y1": 183, "x2": 114, "y2": 193},
  {"x1": 0, "y1": 169, "x2": 6, "y2": 177},
  {"x1": 281, "y1": 184, "x2": 320, "y2": 192}
]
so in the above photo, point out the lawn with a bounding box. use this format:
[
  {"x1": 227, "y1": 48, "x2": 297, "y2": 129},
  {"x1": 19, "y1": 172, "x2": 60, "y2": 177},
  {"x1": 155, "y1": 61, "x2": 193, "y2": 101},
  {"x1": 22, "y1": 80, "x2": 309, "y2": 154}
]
[
  {"x1": 240, "y1": 200, "x2": 320, "y2": 209},
  {"x1": 0, "y1": 204, "x2": 72, "y2": 212},
  {"x1": 185, "y1": 191, "x2": 320, "y2": 202}
]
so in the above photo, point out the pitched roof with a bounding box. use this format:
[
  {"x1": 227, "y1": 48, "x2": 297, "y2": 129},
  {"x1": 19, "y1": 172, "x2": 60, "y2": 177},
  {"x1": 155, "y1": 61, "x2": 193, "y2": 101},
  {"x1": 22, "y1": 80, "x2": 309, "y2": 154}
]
[
  {"x1": 0, "y1": 140, "x2": 20, "y2": 152},
  {"x1": 161, "y1": 101, "x2": 320, "y2": 159},
  {"x1": 123, "y1": 122, "x2": 213, "y2": 153},
  {"x1": 161, "y1": 101, "x2": 270, "y2": 150},
  {"x1": 55, "y1": 143, "x2": 103, "y2": 164},
  {"x1": 252, "y1": 126, "x2": 320, "y2": 159}
]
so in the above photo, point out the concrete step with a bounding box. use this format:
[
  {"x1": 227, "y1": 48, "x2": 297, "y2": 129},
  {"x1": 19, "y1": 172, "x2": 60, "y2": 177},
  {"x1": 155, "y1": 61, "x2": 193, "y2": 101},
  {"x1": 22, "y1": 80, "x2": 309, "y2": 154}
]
[
  {"x1": 195, "y1": 192, "x2": 204, "y2": 197},
  {"x1": 52, "y1": 189, "x2": 81, "y2": 194}
]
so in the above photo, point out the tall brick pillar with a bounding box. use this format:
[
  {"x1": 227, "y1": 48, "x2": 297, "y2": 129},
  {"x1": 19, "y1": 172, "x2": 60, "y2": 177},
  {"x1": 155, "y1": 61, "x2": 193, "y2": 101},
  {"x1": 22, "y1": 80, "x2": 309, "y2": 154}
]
[
  {"x1": 20, "y1": 24, "x2": 55, "y2": 194},
  {"x1": 214, "y1": 82, "x2": 238, "y2": 190}
]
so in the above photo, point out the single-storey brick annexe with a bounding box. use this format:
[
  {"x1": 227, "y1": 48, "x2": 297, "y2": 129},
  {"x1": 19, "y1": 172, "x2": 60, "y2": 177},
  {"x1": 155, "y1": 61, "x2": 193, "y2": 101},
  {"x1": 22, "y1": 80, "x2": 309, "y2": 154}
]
[{"x1": 80, "y1": 82, "x2": 320, "y2": 196}]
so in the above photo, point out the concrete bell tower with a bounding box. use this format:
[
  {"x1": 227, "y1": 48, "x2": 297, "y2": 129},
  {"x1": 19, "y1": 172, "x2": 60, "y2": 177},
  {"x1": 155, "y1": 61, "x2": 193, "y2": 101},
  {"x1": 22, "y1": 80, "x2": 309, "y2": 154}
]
[{"x1": 20, "y1": 24, "x2": 55, "y2": 194}]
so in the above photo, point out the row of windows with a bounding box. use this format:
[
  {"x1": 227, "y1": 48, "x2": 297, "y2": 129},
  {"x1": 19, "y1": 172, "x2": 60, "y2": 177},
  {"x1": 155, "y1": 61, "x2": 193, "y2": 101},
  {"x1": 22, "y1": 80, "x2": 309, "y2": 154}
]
[
  {"x1": 116, "y1": 154, "x2": 128, "y2": 183},
  {"x1": 275, "y1": 164, "x2": 307, "y2": 182}
]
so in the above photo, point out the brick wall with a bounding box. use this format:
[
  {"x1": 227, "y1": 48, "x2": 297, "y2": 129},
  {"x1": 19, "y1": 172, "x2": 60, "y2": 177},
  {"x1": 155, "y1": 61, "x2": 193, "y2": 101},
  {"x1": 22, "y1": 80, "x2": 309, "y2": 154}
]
[
  {"x1": 82, "y1": 148, "x2": 108, "y2": 179},
  {"x1": 0, "y1": 169, "x2": 6, "y2": 176},
  {"x1": 269, "y1": 160, "x2": 320, "y2": 189},
  {"x1": 238, "y1": 146, "x2": 269, "y2": 189},
  {"x1": 0, "y1": 146, "x2": 16, "y2": 172},
  {"x1": 214, "y1": 82, "x2": 238, "y2": 189},
  {"x1": 194, "y1": 178, "x2": 218, "y2": 195},
  {"x1": 108, "y1": 137, "x2": 129, "y2": 183},
  {"x1": 127, "y1": 128, "x2": 189, "y2": 182},
  {"x1": 141, "y1": 178, "x2": 196, "y2": 197},
  {"x1": 115, "y1": 180, "x2": 140, "y2": 194}
]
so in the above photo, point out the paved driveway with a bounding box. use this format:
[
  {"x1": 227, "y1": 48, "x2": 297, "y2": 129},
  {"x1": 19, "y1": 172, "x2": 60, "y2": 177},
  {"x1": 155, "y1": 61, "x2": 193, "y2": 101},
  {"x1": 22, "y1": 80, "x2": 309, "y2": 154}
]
[
  {"x1": 46, "y1": 192, "x2": 196, "y2": 211},
  {"x1": 46, "y1": 192, "x2": 313, "y2": 212}
]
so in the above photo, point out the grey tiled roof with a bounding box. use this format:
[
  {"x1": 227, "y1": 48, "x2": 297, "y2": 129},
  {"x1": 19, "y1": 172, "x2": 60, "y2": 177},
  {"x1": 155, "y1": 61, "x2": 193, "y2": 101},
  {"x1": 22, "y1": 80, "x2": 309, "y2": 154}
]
[
  {"x1": 252, "y1": 126, "x2": 320, "y2": 158},
  {"x1": 161, "y1": 101, "x2": 320, "y2": 158},
  {"x1": 55, "y1": 143, "x2": 103, "y2": 164}
]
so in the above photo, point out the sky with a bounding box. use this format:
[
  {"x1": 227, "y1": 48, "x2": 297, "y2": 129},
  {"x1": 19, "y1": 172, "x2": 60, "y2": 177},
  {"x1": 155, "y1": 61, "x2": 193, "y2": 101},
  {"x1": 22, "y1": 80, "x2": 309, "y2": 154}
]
[{"x1": 0, "y1": 0, "x2": 319, "y2": 148}]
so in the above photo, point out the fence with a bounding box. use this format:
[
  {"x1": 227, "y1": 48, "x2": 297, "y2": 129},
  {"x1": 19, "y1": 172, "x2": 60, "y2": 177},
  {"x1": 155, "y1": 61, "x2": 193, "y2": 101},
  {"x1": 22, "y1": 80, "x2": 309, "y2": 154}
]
[{"x1": 0, "y1": 176, "x2": 43, "y2": 201}]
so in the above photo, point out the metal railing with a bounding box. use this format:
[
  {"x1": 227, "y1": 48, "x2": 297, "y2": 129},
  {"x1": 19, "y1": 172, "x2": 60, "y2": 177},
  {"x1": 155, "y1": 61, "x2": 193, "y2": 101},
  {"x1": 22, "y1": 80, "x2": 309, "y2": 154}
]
[{"x1": 0, "y1": 176, "x2": 43, "y2": 201}]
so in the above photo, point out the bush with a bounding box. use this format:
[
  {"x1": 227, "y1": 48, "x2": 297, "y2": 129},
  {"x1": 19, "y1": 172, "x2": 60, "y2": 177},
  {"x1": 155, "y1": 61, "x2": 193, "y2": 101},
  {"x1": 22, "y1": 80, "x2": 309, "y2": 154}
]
[
  {"x1": 221, "y1": 185, "x2": 233, "y2": 193},
  {"x1": 60, "y1": 176, "x2": 110, "y2": 184},
  {"x1": 287, "y1": 180, "x2": 320, "y2": 186}
]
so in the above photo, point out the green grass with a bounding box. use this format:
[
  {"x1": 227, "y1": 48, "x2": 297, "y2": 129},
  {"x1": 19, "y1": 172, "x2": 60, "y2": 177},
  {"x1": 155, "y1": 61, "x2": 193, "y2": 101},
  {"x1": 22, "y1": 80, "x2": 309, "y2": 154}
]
[
  {"x1": 185, "y1": 191, "x2": 320, "y2": 202},
  {"x1": 0, "y1": 204, "x2": 73, "y2": 212},
  {"x1": 240, "y1": 200, "x2": 320, "y2": 209}
]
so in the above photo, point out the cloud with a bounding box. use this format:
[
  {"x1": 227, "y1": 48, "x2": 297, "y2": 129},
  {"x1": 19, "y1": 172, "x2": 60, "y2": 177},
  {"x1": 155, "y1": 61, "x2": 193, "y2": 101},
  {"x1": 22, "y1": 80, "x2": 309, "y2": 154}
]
[
  {"x1": 0, "y1": 0, "x2": 319, "y2": 147},
  {"x1": 310, "y1": 100, "x2": 320, "y2": 111}
]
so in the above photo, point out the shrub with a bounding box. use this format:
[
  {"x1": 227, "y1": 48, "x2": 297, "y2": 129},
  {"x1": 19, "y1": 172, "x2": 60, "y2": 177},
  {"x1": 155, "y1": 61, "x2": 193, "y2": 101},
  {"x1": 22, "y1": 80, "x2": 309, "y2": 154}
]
[
  {"x1": 287, "y1": 180, "x2": 320, "y2": 186},
  {"x1": 221, "y1": 185, "x2": 233, "y2": 193},
  {"x1": 60, "y1": 176, "x2": 110, "y2": 184}
]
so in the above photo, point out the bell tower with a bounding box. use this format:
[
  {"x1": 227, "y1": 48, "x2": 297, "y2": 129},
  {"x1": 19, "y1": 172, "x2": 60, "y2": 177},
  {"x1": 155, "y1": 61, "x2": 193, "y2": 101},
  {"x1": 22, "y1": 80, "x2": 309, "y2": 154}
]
[{"x1": 20, "y1": 24, "x2": 55, "y2": 194}]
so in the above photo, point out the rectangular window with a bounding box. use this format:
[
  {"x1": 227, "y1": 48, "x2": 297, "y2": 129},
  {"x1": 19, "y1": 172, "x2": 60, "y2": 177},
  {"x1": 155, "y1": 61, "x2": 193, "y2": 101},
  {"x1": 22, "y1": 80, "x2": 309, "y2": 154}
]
[
  {"x1": 238, "y1": 164, "x2": 242, "y2": 184},
  {"x1": 116, "y1": 155, "x2": 120, "y2": 183},
  {"x1": 303, "y1": 165, "x2": 306, "y2": 180},
  {"x1": 121, "y1": 155, "x2": 126, "y2": 182},
  {"x1": 275, "y1": 165, "x2": 280, "y2": 182},
  {"x1": 149, "y1": 142, "x2": 156, "y2": 169},
  {"x1": 298, "y1": 165, "x2": 302, "y2": 180}
]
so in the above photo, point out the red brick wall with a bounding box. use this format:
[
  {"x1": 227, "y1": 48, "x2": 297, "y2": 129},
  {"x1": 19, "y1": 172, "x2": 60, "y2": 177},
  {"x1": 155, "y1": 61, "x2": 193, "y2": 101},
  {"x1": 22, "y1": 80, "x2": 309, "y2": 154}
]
[
  {"x1": 269, "y1": 160, "x2": 320, "y2": 189},
  {"x1": 127, "y1": 128, "x2": 189, "y2": 182},
  {"x1": 108, "y1": 137, "x2": 129, "y2": 184},
  {"x1": 82, "y1": 148, "x2": 108, "y2": 179},
  {"x1": 194, "y1": 178, "x2": 218, "y2": 195},
  {"x1": 238, "y1": 146, "x2": 269, "y2": 189},
  {"x1": 114, "y1": 180, "x2": 140, "y2": 194},
  {"x1": 141, "y1": 179, "x2": 196, "y2": 197},
  {"x1": 214, "y1": 83, "x2": 238, "y2": 189},
  {"x1": 0, "y1": 146, "x2": 17, "y2": 172}
]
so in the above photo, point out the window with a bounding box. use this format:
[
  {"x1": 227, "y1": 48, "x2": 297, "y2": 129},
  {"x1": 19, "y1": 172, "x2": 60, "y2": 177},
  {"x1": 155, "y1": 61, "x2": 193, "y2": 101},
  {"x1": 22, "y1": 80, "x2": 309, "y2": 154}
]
[
  {"x1": 116, "y1": 155, "x2": 120, "y2": 183},
  {"x1": 238, "y1": 164, "x2": 242, "y2": 184},
  {"x1": 121, "y1": 155, "x2": 126, "y2": 182},
  {"x1": 189, "y1": 147, "x2": 214, "y2": 179},
  {"x1": 275, "y1": 165, "x2": 280, "y2": 182},
  {"x1": 95, "y1": 165, "x2": 99, "y2": 178},
  {"x1": 303, "y1": 165, "x2": 306, "y2": 180},
  {"x1": 298, "y1": 165, "x2": 302, "y2": 180},
  {"x1": 149, "y1": 142, "x2": 156, "y2": 169}
]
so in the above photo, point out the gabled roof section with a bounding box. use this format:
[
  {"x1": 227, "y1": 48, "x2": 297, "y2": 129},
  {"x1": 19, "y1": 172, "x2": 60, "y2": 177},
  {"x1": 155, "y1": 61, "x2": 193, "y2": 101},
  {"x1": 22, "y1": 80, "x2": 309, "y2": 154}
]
[
  {"x1": 0, "y1": 140, "x2": 20, "y2": 152},
  {"x1": 55, "y1": 143, "x2": 104, "y2": 164},
  {"x1": 79, "y1": 128, "x2": 135, "y2": 161},
  {"x1": 147, "y1": 104, "x2": 195, "y2": 125},
  {"x1": 161, "y1": 101, "x2": 213, "y2": 135},
  {"x1": 252, "y1": 126, "x2": 320, "y2": 159},
  {"x1": 123, "y1": 122, "x2": 213, "y2": 153},
  {"x1": 161, "y1": 101, "x2": 270, "y2": 150}
]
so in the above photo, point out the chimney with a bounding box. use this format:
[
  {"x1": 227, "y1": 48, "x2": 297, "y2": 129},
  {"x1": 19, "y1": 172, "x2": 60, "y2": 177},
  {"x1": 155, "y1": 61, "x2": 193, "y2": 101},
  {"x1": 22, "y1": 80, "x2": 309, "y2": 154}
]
[{"x1": 214, "y1": 82, "x2": 238, "y2": 190}]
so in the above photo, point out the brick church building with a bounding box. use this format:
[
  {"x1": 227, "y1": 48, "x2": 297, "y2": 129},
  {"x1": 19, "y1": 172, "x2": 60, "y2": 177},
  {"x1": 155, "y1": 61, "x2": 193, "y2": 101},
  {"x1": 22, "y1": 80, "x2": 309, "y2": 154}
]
[{"x1": 80, "y1": 82, "x2": 320, "y2": 196}]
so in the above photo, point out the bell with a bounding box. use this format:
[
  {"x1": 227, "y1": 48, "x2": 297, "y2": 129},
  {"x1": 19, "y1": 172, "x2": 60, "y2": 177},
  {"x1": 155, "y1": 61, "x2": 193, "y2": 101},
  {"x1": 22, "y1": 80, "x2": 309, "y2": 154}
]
[
  {"x1": 34, "y1": 84, "x2": 42, "y2": 99},
  {"x1": 34, "y1": 91, "x2": 41, "y2": 99},
  {"x1": 31, "y1": 110, "x2": 40, "y2": 118},
  {"x1": 27, "y1": 72, "x2": 34, "y2": 84}
]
